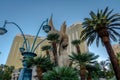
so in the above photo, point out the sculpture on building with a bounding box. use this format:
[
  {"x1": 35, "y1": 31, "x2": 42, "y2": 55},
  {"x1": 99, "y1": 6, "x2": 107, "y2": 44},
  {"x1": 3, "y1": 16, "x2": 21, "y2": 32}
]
[{"x1": 48, "y1": 16, "x2": 69, "y2": 66}]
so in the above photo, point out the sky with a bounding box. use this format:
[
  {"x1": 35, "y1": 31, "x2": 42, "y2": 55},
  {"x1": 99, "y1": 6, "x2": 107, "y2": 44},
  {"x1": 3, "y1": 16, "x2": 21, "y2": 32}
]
[{"x1": 0, "y1": 0, "x2": 120, "y2": 64}]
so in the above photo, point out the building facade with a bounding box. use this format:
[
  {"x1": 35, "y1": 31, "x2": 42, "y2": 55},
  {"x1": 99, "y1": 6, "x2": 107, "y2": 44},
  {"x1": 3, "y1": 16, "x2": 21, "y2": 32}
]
[
  {"x1": 112, "y1": 44, "x2": 120, "y2": 54},
  {"x1": 66, "y1": 23, "x2": 88, "y2": 55},
  {"x1": 6, "y1": 34, "x2": 48, "y2": 69}
]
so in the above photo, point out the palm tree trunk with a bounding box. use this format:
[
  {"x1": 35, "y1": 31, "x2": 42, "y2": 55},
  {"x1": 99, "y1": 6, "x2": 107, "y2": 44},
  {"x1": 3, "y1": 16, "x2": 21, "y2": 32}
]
[
  {"x1": 87, "y1": 74, "x2": 92, "y2": 80},
  {"x1": 76, "y1": 45, "x2": 81, "y2": 54},
  {"x1": 36, "y1": 66, "x2": 43, "y2": 80},
  {"x1": 80, "y1": 65, "x2": 86, "y2": 80},
  {"x1": 52, "y1": 42, "x2": 58, "y2": 66},
  {"x1": 103, "y1": 41, "x2": 120, "y2": 80},
  {"x1": 46, "y1": 50, "x2": 49, "y2": 57}
]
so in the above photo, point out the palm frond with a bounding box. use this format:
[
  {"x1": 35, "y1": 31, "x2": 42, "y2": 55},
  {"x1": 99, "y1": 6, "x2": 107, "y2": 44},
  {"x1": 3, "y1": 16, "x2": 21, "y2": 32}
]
[
  {"x1": 110, "y1": 17, "x2": 120, "y2": 23},
  {"x1": 90, "y1": 11, "x2": 97, "y2": 19},
  {"x1": 43, "y1": 67, "x2": 79, "y2": 80},
  {"x1": 103, "y1": 7, "x2": 109, "y2": 17},
  {"x1": 71, "y1": 39, "x2": 81, "y2": 45},
  {"x1": 41, "y1": 45, "x2": 51, "y2": 51},
  {"x1": 108, "y1": 31, "x2": 117, "y2": 42},
  {"x1": 87, "y1": 33, "x2": 96, "y2": 46},
  {"x1": 108, "y1": 28, "x2": 120, "y2": 37},
  {"x1": 108, "y1": 23, "x2": 120, "y2": 27},
  {"x1": 47, "y1": 33, "x2": 60, "y2": 41},
  {"x1": 96, "y1": 35, "x2": 100, "y2": 47},
  {"x1": 106, "y1": 9, "x2": 114, "y2": 18},
  {"x1": 108, "y1": 13, "x2": 120, "y2": 21}
]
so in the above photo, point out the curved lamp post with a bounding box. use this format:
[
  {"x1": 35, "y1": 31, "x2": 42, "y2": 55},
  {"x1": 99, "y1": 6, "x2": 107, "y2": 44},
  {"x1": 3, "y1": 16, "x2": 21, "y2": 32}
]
[
  {"x1": 0, "y1": 20, "x2": 28, "y2": 52},
  {"x1": 0, "y1": 19, "x2": 51, "y2": 52},
  {"x1": 0, "y1": 19, "x2": 51, "y2": 80}
]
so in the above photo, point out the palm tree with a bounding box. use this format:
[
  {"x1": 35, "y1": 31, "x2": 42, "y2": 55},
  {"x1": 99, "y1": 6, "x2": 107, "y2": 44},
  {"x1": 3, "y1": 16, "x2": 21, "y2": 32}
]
[
  {"x1": 41, "y1": 45, "x2": 51, "y2": 57},
  {"x1": 69, "y1": 52, "x2": 99, "y2": 80},
  {"x1": 26, "y1": 56, "x2": 54, "y2": 80},
  {"x1": 106, "y1": 62, "x2": 115, "y2": 79},
  {"x1": 71, "y1": 39, "x2": 81, "y2": 54},
  {"x1": 69, "y1": 39, "x2": 82, "y2": 67},
  {"x1": 80, "y1": 7, "x2": 120, "y2": 79},
  {"x1": 86, "y1": 64, "x2": 101, "y2": 80},
  {"x1": 43, "y1": 66, "x2": 79, "y2": 80},
  {"x1": 100, "y1": 60, "x2": 109, "y2": 77},
  {"x1": 47, "y1": 33, "x2": 60, "y2": 66}
]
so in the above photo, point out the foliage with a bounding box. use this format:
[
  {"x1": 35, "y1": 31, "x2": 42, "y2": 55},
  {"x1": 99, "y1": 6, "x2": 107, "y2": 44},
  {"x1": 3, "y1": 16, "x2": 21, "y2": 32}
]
[
  {"x1": 69, "y1": 52, "x2": 99, "y2": 80},
  {"x1": 26, "y1": 56, "x2": 54, "y2": 72},
  {"x1": 41, "y1": 45, "x2": 51, "y2": 51},
  {"x1": 41, "y1": 45, "x2": 51, "y2": 57},
  {"x1": 86, "y1": 63, "x2": 101, "y2": 79},
  {"x1": 43, "y1": 66, "x2": 79, "y2": 80},
  {"x1": 80, "y1": 7, "x2": 120, "y2": 46},
  {"x1": 69, "y1": 52, "x2": 99, "y2": 66},
  {"x1": 0, "y1": 64, "x2": 14, "y2": 80},
  {"x1": 71, "y1": 39, "x2": 81, "y2": 46},
  {"x1": 71, "y1": 39, "x2": 81, "y2": 54},
  {"x1": 80, "y1": 6, "x2": 120, "y2": 79},
  {"x1": 47, "y1": 33, "x2": 60, "y2": 66},
  {"x1": 47, "y1": 33, "x2": 60, "y2": 42}
]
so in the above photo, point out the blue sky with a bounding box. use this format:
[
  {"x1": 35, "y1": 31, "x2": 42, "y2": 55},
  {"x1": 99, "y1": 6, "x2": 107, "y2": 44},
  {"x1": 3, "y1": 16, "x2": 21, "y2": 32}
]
[{"x1": 0, "y1": 0, "x2": 120, "y2": 64}]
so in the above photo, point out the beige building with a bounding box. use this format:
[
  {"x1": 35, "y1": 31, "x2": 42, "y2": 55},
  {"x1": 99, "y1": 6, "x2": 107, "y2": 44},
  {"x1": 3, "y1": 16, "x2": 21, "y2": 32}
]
[
  {"x1": 6, "y1": 34, "x2": 48, "y2": 69},
  {"x1": 66, "y1": 23, "x2": 88, "y2": 55},
  {"x1": 112, "y1": 44, "x2": 120, "y2": 54}
]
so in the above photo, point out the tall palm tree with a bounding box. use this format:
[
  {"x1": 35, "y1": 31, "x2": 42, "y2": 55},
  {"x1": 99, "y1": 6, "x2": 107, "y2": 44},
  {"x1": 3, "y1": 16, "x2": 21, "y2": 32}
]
[
  {"x1": 69, "y1": 52, "x2": 99, "y2": 80},
  {"x1": 80, "y1": 7, "x2": 120, "y2": 79},
  {"x1": 47, "y1": 33, "x2": 59, "y2": 66},
  {"x1": 41, "y1": 45, "x2": 51, "y2": 57},
  {"x1": 43, "y1": 66, "x2": 79, "y2": 80},
  {"x1": 71, "y1": 39, "x2": 81, "y2": 54}
]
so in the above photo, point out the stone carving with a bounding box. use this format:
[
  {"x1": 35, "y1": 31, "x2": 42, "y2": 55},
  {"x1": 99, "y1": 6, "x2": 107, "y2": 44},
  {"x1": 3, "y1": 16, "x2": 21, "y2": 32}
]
[{"x1": 48, "y1": 16, "x2": 69, "y2": 66}]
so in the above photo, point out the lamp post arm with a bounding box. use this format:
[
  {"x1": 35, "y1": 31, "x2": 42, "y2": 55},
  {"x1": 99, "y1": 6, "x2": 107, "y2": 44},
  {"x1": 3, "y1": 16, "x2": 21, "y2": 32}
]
[
  {"x1": 31, "y1": 19, "x2": 48, "y2": 52},
  {"x1": 33, "y1": 38, "x2": 47, "y2": 52},
  {"x1": 5, "y1": 21, "x2": 28, "y2": 51}
]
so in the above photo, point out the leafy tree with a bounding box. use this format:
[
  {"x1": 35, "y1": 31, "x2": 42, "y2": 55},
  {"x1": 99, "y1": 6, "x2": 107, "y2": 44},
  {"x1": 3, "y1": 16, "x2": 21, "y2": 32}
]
[
  {"x1": 43, "y1": 66, "x2": 79, "y2": 80},
  {"x1": 98, "y1": 60, "x2": 109, "y2": 78},
  {"x1": 104, "y1": 59, "x2": 116, "y2": 79},
  {"x1": 71, "y1": 39, "x2": 81, "y2": 54},
  {"x1": 86, "y1": 64, "x2": 101, "y2": 80},
  {"x1": 0, "y1": 64, "x2": 14, "y2": 80},
  {"x1": 47, "y1": 33, "x2": 60, "y2": 66},
  {"x1": 26, "y1": 56, "x2": 54, "y2": 80},
  {"x1": 41, "y1": 45, "x2": 51, "y2": 57},
  {"x1": 80, "y1": 7, "x2": 120, "y2": 79},
  {"x1": 69, "y1": 52, "x2": 99, "y2": 80}
]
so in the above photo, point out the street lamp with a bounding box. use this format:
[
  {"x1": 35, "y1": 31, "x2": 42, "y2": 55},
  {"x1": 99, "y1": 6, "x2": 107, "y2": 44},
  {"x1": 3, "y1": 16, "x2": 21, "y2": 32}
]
[
  {"x1": 0, "y1": 19, "x2": 51, "y2": 52},
  {"x1": 0, "y1": 19, "x2": 51, "y2": 80}
]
